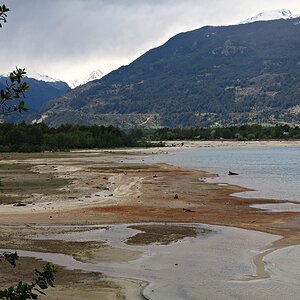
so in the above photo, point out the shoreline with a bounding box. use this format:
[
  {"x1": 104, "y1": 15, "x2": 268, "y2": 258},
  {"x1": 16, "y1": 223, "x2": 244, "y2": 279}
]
[
  {"x1": 0, "y1": 149, "x2": 299, "y2": 299},
  {"x1": 1, "y1": 222, "x2": 295, "y2": 299},
  {"x1": 0, "y1": 149, "x2": 299, "y2": 245},
  {"x1": 162, "y1": 140, "x2": 300, "y2": 148},
  {"x1": 140, "y1": 143, "x2": 300, "y2": 203}
]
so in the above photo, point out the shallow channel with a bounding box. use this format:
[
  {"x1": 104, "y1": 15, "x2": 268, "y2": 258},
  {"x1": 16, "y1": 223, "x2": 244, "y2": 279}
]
[{"x1": 2, "y1": 223, "x2": 300, "y2": 300}]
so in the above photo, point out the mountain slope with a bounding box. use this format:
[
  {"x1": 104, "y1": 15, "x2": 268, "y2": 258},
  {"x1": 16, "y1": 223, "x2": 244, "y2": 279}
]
[
  {"x1": 0, "y1": 74, "x2": 70, "y2": 123},
  {"x1": 38, "y1": 16, "x2": 300, "y2": 128}
]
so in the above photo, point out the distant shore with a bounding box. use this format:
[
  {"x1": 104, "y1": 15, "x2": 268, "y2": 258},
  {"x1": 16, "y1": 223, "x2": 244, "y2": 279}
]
[{"x1": 162, "y1": 139, "x2": 300, "y2": 148}]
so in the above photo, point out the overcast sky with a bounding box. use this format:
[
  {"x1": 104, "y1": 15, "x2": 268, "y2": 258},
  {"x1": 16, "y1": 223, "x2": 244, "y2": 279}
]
[{"x1": 1, "y1": 0, "x2": 300, "y2": 84}]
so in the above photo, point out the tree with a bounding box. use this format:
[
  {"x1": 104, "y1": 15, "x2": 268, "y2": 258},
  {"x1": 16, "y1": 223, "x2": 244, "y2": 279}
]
[
  {"x1": 0, "y1": 4, "x2": 8, "y2": 27},
  {"x1": 0, "y1": 252, "x2": 56, "y2": 300},
  {"x1": 0, "y1": 67, "x2": 29, "y2": 115},
  {"x1": 0, "y1": 5, "x2": 29, "y2": 115},
  {"x1": 0, "y1": 4, "x2": 57, "y2": 299}
]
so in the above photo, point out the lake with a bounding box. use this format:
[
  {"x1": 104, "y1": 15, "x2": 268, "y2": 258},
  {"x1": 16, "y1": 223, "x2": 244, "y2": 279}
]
[
  {"x1": 8, "y1": 223, "x2": 300, "y2": 300},
  {"x1": 144, "y1": 146, "x2": 300, "y2": 202}
]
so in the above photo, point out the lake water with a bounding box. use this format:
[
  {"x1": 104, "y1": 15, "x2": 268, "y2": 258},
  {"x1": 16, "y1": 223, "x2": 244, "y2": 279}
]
[
  {"x1": 6, "y1": 223, "x2": 300, "y2": 300},
  {"x1": 2, "y1": 147, "x2": 299, "y2": 299},
  {"x1": 144, "y1": 146, "x2": 300, "y2": 202}
]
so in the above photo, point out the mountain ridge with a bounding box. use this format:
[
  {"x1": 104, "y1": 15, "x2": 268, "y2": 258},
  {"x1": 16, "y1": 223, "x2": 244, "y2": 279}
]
[
  {"x1": 36, "y1": 16, "x2": 300, "y2": 128},
  {"x1": 0, "y1": 74, "x2": 70, "y2": 123}
]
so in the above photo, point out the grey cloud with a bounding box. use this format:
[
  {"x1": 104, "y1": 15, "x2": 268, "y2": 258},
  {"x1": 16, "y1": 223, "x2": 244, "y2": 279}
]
[{"x1": 1, "y1": 0, "x2": 300, "y2": 83}]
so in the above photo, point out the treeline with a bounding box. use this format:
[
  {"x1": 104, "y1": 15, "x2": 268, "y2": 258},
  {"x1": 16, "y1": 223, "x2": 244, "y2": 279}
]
[
  {"x1": 148, "y1": 124, "x2": 300, "y2": 141},
  {"x1": 0, "y1": 123, "x2": 299, "y2": 152},
  {"x1": 0, "y1": 123, "x2": 143, "y2": 152}
]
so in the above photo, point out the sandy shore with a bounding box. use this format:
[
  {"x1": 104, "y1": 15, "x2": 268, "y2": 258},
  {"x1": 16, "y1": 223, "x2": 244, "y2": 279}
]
[
  {"x1": 0, "y1": 149, "x2": 299, "y2": 299},
  {"x1": 163, "y1": 139, "x2": 300, "y2": 148}
]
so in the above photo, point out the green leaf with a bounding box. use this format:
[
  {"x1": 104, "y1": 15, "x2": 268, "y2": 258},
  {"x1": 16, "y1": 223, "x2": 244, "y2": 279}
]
[{"x1": 2, "y1": 252, "x2": 19, "y2": 268}]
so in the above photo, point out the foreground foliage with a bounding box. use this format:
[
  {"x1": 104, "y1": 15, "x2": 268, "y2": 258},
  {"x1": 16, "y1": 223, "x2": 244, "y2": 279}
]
[
  {"x1": 0, "y1": 252, "x2": 57, "y2": 300},
  {"x1": 1, "y1": 6, "x2": 56, "y2": 300},
  {"x1": 0, "y1": 68, "x2": 29, "y2": 115},
  {"x1": 0, "y1": 5, "x2": 29, "y2": 115}
]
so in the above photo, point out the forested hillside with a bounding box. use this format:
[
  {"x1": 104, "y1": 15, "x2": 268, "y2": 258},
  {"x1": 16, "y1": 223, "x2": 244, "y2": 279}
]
[
  {"x1": 37, "y1": 17, "x2": 300, "y2": 128},
  {"x1": 0, "y1": 76, "x2": 70, "y2": 123}
]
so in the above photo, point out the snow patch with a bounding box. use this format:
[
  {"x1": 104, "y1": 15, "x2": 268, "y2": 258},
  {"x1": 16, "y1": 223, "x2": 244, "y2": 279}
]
[
  {"x1": 25, "y1": 71, "x2": 61, "y2": 83},
  {"x1": 32, "y1": 114, "x2": 48, "y2": 124},
  {"x1": 239, "y1": 9, "x2": 298, "y2": 24},
  {"x1": 71, "y1": 69, "x2": 103, "y2": 88},
  {"x1": 1, "y1": 71, "x2": 62, "y2": 83},
  {"x1": 294, "y1": 20, "x2": 300, "y2": 25}
]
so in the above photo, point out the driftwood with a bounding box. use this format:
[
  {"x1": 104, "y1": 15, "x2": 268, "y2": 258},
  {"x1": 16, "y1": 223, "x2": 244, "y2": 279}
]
[
  {"x1": 13, "y1": 201, "x2": 28, "y2": 207},
  {"x1": 182, "y1": 208, "x2": 195, "y2": 213},
  {"x1": 228, "y1": 171, "x2": 239, "y2": 176}
]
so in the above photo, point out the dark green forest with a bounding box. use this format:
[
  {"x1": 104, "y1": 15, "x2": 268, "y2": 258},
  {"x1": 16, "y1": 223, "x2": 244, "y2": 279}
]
[
  {"x1": 149, "y1": 124, "x2": 300, "y2": 141},
  {"x1": 38, "y1": 17, "x2": 300, "y2": 128},
  {"x1": 0, "y1": 123, "x2": 299, "y2": 152},
  {"x1": 0, "y1": 123, "x2": 141, "y2": 152}
]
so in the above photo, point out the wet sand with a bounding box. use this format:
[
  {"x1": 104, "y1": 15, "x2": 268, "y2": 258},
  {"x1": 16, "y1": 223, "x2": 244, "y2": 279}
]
[
  {"x1": 0, "y1": 149, "x2": 299, "y2": 299},
  {"x1": 2, "y1": 223, "x2": 300, "y2": 299}
]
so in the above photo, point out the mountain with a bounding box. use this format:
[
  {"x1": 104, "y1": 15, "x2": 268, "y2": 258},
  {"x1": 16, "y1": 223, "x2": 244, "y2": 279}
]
[
  {"x1": 24, "y1": 71, "x2": 61, "y2": 83},
  {"x1": 0, "y1": 72, "x2": 70, "y2": 123},
  {"x1": 37, "y1": 14, "x2": 300, "y2": 128},
  {"x1": 71, "y1": 70, "x2": 103, "y2": 88},
  {"x1": 240, "y1": 9, "x2": 298, "y2": 24}
]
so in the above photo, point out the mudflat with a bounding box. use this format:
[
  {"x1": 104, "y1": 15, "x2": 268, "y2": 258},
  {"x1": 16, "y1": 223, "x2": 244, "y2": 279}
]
[{"x1": 0, "y1": 148, "x2": 299, "y2": 299}]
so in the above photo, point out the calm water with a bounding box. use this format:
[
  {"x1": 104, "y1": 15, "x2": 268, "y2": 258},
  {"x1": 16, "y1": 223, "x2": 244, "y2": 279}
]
[
  {"x1": 7, "y1": 223, "x2": 300, "y2": 300},
  {"x1": 144, "y1": 146, "x2": 300, "y2": 202}
]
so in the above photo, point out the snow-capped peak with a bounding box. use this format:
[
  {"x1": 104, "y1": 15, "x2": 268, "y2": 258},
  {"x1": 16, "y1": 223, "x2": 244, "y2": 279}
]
[
  {"x1": 240, "y1": 9, "x2": 298, "y2": 24},
  {"x1": 25, "y1": 70, "x2": 61, "y2": 83},
  {"x1": 71, "y1": 69, "x2": 103, "y2": 88},
  {"x1": 0, "y1": 70, "x2": 61, "y2": 82}
]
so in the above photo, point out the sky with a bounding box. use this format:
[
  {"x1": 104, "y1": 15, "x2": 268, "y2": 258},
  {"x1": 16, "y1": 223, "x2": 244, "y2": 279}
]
[{"x1": 1, "y1": 0, "x2": 300, "y2": 85}]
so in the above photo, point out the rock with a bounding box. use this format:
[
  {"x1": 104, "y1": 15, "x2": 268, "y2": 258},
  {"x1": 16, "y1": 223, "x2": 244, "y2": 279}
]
[
  {"x1": 174, "y1": 194, "x2": 179, "y2": 199},
  {"x1": 228, "y1": 171, "x2": 239, "y2": 176},
  {"x1": 13, "y1": 202, "x2": 28, "y2": 207},
  {"x1": 182, "y1": 208, "x2": 195, "y2": 213}
]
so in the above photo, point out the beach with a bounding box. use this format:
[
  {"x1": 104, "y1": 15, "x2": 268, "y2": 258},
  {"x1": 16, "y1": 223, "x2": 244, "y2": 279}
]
[{"x1": 0, "y1": 143, "x2": 299, "y2": 299}]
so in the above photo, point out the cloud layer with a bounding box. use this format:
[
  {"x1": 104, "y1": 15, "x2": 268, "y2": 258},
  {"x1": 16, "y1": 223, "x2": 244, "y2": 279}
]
[{"x1": 1, "y1": 0, "x2": 300, "y2": 84}]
